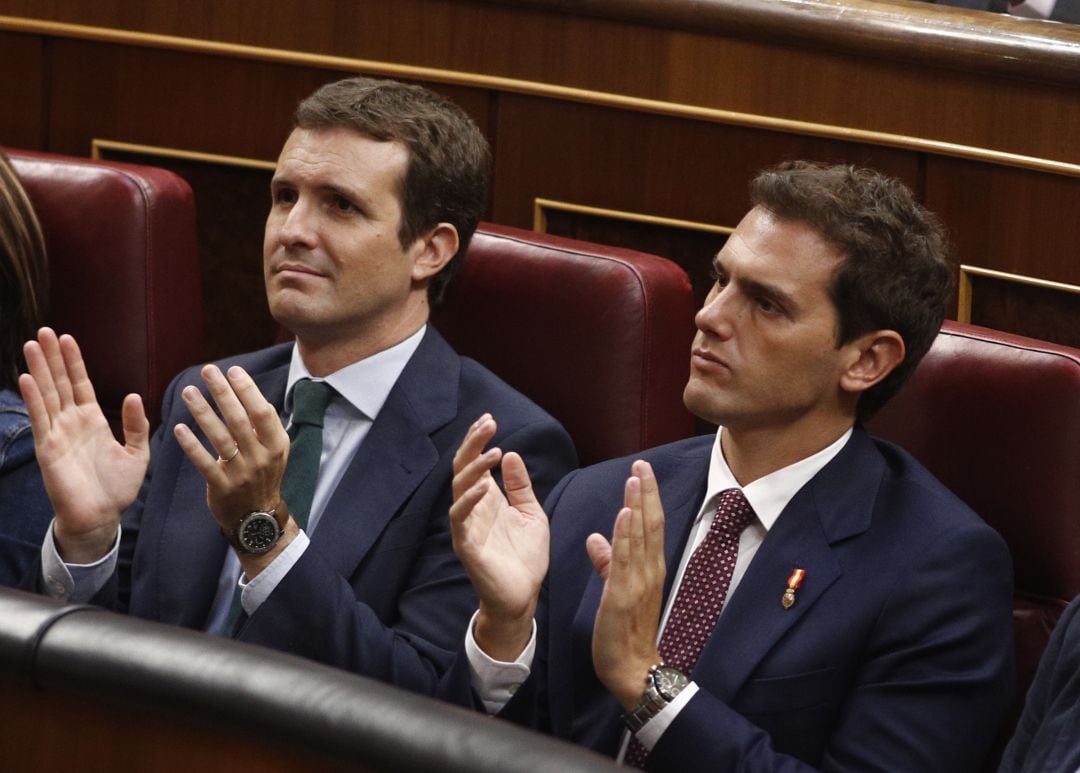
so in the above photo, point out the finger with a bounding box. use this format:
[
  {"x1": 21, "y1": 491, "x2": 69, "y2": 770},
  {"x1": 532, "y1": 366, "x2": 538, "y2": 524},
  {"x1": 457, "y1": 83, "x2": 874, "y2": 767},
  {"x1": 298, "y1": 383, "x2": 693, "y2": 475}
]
[
  {"x1": 40, "y1": 327, "x2": 76, "y2": 408},
  {"x1": 452, "y1": 445, "x2": 501, "y2": 501},
  {"x1": 449, "y1": 477, "x2": 492, "y2": 530},
  {"x1": 225, "y1": 366, "x2": 288, "y2": 453},
  {"x1": 57, "y1": 334, "x2": 98, "y2": 407},
  {"x1": 199, "y1": 365, "x2": 258, "y2": 451},
  {"x1": 23, "y1": 334, "x2": 60, "y2": 418},
  {"x1": 180, "y1": 384, "x2": 237, "y2": 460},
  {"x1": 624, "y1": 474, "x2": 645, "y2": 570},
  {"x1": 174, "y1": 422, "x2": 227, "y2": 487},
  {"x1": 607, "y1": 507, "x2": 633, "y2": 587},
  {"x1": 586, "y1": 533, "x2": 613, "y2": 580},
  {"x1": 453, "y1": 413, "x2": 497, "y2": 475},
  {"x1": 17, "y1": 372, "x2": 50, "y2": 444},
  {"x1": 120, "y1": 393, "x2": 150, "y2": 456},
  {"x1": 633, "y1": 460, "x2": 665, "y2": 562},
  {"x1": 501, "y1": 452, "x2": 541, "y2": 511}
]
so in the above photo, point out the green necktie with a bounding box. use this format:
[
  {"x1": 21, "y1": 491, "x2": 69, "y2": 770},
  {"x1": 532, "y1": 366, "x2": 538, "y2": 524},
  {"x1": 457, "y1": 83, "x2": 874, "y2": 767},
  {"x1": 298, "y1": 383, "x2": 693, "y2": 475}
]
[{"x1": 281, "y1": 378, "x2": 336, "y2": 530}]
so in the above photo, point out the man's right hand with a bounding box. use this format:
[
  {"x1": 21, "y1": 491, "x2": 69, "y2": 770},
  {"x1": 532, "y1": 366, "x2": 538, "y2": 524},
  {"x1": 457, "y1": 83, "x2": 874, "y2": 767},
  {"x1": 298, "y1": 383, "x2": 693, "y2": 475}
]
[
  {"x1": 450, "y1": 413, "x2": 548, "y2": 662},
  {"x1": 18, "y1": 328, "x2": 150, "y2": 563}
]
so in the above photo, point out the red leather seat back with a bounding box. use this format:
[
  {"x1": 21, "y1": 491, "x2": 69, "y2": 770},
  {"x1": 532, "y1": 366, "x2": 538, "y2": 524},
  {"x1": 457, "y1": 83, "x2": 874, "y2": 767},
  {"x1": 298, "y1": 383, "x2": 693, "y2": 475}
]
[
  {"x1": 434, "y1": 223, "x2": 697, "y2": 466},
  {"x1": 9, "y1": 149, "x2": 203, "y2": 432},
  {"x1": 867, "y1": 320, "x2": 1080, "y2": 743}
]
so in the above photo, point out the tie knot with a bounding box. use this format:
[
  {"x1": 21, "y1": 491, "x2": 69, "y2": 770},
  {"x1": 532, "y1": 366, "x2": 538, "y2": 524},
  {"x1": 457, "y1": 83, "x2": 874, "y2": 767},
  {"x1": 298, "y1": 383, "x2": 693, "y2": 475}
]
[
  {"x1": 290, "y1": 378, "x2": 335, "y2": 429},
  {"x1": 713, "y1": 488, "x2": 755, "y2": 536}
]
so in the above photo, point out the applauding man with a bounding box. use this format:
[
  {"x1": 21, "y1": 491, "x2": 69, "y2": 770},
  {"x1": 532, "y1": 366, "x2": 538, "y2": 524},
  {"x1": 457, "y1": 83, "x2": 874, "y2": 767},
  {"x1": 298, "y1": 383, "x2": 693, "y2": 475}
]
[
  {"x1": 20, "y1": 76, "x2": 576, "y2": 692},
  {"x1": 448, "y1": 162, "x2": 1014, "y2": 770}
]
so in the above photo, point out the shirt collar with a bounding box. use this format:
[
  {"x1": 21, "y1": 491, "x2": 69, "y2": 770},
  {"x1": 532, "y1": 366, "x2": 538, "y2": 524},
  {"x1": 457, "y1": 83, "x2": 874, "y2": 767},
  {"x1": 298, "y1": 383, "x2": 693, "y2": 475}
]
[
  {"x1": 284, "y1": 325, "x2": 426, "y2": 420},
  {"x1": 704, "y1": 425, "x2": 853, "y2": 531}
]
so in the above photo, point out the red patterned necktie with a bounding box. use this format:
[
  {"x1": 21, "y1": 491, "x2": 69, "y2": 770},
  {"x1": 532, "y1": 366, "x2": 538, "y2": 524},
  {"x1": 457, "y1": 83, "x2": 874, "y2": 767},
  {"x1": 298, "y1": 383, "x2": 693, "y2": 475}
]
[{"x1": 623, "y1": 488, "x2": 755, "y2": 768}]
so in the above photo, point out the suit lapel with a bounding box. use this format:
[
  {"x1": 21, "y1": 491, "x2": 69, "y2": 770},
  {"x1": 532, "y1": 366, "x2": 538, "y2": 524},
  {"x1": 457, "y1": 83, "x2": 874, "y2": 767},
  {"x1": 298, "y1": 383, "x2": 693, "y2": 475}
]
[
  {"x1": 310, "y1": 329, "x2": 460, "y2": 579},
  {"x1": 691, "y1": 429, "x2": 885, "y2": 702}
]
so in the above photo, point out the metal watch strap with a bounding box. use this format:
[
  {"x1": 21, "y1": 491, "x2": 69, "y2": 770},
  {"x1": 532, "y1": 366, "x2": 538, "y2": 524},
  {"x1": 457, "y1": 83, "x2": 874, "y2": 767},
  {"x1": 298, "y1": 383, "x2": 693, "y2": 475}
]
[{"x1": 622, "y1": 663, "x2": 666, "y2": 733}]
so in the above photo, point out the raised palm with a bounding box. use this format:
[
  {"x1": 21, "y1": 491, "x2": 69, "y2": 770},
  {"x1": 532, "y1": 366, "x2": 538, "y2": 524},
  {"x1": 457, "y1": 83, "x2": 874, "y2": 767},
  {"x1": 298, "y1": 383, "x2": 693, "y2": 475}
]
[{"x1": 19, "y1": 330, "x2": 149, "y2": 555}]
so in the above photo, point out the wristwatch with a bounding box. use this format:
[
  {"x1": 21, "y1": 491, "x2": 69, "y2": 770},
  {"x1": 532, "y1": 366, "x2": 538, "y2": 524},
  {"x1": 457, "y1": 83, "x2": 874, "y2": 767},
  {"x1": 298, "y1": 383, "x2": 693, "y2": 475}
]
[
  {"x1": 622, "y1": 663, "x2": 690, "y2": 733},
  {"x1": 222, "y1": 509, "x2": 285, "y2": 555}
]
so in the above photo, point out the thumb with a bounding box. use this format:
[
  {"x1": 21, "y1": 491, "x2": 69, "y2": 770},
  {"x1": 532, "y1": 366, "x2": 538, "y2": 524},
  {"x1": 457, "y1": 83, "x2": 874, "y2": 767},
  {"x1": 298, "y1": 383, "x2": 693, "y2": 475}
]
[
  {"x1": 586, "y1": 533, "x2": 613, "y2": 580},
  {"x1": 121, "y1": 393, "x2": 151, "y2": 456}
]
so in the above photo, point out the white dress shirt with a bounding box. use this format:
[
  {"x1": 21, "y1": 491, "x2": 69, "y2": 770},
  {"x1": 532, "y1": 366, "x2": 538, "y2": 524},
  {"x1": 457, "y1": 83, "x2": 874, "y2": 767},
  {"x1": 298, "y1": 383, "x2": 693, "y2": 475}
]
[
  {"x1": 466, "y1": 425, "x2": 853, "y2": 757},
  {"x1": 42, "y1": 326, "x2": 425, "y2": 635},
  {"x1": 1009, "y1": 0, "x2": 1057, "y2": 18}
]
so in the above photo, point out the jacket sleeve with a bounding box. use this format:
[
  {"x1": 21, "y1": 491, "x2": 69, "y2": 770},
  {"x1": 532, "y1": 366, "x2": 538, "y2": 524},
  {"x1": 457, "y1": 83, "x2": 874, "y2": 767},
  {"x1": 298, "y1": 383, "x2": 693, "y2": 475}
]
[{"x1": 237, "y1": 416, "x2": 577, "y2": 694}]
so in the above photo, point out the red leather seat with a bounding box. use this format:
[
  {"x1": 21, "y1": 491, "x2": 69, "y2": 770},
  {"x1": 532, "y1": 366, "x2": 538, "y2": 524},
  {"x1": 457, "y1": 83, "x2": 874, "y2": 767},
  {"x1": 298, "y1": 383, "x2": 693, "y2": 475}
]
[
  {"x1": 434, "y1": 223, "x2": 698, "y2": 466},
  {"x1": 866, "y1": 320, "x2": 1080, "y2": 753},
  {"x1": 8, "y1": 149, "x2": 203, "y2": 432}
]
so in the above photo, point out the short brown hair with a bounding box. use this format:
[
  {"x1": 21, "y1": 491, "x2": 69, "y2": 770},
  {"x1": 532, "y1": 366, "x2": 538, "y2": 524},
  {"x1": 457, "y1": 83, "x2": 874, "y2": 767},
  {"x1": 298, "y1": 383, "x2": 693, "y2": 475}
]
[
  {"x1": 0, "y1": 149, "x2": 48, "y2": 391},
  {"x1": 294, "y1": 77, "x2": 491, "y2": 302},
  {"x1": 750, "y1": 161, "x2": 951, "y2": 421}
]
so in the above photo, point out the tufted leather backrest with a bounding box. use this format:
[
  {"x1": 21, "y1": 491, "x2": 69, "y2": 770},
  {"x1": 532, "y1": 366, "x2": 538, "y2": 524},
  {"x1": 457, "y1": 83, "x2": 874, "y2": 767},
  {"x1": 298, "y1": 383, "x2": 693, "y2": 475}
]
[
  {"x1": 867, "y1": 319, "x2": 1080, "y2": 747},
  {"x1": 8, "y1": 149, "x2": 203, "y2": 432},
  {"x1": 434, "y1": 223, "x2": 698, "y2": 467}
]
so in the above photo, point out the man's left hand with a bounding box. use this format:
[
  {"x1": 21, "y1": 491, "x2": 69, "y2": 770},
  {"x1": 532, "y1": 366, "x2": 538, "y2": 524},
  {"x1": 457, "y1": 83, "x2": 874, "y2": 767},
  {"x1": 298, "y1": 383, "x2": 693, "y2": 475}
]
[
  {"x1": 588, "y1": 459, "x2": 666, "y2": 710},
  {"x1": 173, "y1": 365, "x2": 290, "y2": 535}
]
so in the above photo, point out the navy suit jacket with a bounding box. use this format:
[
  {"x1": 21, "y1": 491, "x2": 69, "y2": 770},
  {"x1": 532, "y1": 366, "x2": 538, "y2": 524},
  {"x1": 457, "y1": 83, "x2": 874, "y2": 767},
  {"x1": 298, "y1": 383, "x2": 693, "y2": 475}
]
[
  {"x1": 75, "y1": 328, "x2": 577, "y2": 693},
  {"x1": 999, "y1": 596, "x2": 1080, "y2": 772},
  {"x1": 486, "y1": 429, "x2": 1014, "y2": 771}
]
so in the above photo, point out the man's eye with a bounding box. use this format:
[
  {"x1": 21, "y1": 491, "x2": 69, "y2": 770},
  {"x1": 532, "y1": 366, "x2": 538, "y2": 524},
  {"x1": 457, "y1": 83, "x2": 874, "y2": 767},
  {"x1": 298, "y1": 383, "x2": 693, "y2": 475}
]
[
  {"x1": 757, "y1": 297, "x2": 779, "y2": 314},
  {"x1": 274, "y1": 189, "x2": 297, "y2": 205},
  {"x1": 333, "y1": 196, "x2": 357, "y2": 213}
]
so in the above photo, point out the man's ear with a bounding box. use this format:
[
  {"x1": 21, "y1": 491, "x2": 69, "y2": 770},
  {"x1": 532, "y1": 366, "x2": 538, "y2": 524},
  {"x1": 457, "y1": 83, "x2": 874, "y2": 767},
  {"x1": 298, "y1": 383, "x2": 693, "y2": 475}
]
[
  {"x1": 410, "y1": 223, "x2": 459, "y2": 283},
  {"x1": 839, "y1": 330, "x2": 906, "y2": 396}
]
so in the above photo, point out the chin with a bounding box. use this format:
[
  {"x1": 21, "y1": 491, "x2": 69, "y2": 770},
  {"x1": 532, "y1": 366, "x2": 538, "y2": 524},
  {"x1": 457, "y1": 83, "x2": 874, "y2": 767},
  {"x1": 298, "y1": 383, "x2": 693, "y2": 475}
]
[{"x1": 683, "y1": 379, "x2": 727, "y2": 426}]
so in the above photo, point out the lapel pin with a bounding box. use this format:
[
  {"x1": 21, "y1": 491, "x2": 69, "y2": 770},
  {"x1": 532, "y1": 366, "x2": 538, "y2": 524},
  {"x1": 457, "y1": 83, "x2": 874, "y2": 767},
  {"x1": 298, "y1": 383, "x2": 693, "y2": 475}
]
[{"x1": 782, "y1": 568, "x2": 806, "y2": 609}]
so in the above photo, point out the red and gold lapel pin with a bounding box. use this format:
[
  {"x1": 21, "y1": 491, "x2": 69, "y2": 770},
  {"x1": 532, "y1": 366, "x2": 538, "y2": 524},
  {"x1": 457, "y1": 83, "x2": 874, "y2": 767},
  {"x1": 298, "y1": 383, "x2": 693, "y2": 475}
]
[{"x1": 781, "y1": 568, "x2": 806, "y2": 609}]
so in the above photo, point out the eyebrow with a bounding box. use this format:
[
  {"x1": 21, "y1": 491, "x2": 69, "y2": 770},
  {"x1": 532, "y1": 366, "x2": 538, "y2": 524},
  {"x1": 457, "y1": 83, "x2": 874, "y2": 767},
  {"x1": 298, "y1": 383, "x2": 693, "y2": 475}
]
[
  {"x1": 270, "y1": 175, "x2": 365, "y2": 204},
  {"x1": 713, "y1": 255, "x2": 799, "y2": 313}
]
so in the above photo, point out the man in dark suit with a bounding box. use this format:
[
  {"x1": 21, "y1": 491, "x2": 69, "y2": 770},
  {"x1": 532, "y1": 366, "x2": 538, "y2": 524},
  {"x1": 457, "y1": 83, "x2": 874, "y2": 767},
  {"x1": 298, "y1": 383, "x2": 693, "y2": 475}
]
[
  {"x1": 448, "y1": 162, "x2": 1014, "y2": 769},
  {"x1": 998, "y1": 595, "x2": 1080, "y2": 772},
  {"x1": 18, "y1": 77, "x2": 576, "y2": 692}
]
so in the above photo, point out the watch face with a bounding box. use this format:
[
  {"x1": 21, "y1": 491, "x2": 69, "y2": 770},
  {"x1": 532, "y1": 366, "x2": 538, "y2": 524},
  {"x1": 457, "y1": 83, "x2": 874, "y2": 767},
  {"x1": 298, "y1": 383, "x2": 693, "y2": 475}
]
[
  {"x1": 238, "y1": 512, "x2": 281, "y2": 554},
  {"x1": 653, "y1": 666, "x2": 689, "y2": 700}
]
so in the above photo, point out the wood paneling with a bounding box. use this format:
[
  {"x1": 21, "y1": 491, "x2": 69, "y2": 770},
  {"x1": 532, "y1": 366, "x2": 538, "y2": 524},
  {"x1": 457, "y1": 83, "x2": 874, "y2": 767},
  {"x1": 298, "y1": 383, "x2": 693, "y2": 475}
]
[
  {"x1": 491, "y1": 94, "x2": 921, "y2": 228},
  {"x1": 0, "y1": 0, "x2": 1076, "y2": 351},
  {"x1": 925, "y1": 159, "x2": 1080, "y2": 285},
  {"x1": 0, "y1": 31, "x2": 44, "y2": 149},
  {"x1": 0, "y1": 677, "x2": 349, "y2": 773}
]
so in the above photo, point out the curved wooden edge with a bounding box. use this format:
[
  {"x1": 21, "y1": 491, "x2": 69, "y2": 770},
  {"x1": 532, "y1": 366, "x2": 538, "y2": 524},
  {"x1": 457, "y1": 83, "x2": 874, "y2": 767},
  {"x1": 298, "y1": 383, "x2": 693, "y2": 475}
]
[{"x1": 482, "y1": 0, "x2": 1080, "y2": 85}]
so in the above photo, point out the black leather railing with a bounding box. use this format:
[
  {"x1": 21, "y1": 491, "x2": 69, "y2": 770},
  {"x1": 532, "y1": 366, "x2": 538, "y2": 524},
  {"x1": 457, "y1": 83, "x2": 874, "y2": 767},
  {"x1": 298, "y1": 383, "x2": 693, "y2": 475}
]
[{"x1": 0, "y1": 588, "x2": 618, "y2": 772}]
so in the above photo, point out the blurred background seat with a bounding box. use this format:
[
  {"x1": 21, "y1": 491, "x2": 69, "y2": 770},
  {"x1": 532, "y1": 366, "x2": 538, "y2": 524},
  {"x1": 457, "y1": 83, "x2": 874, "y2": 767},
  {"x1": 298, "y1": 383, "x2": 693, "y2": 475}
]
[
  {"x1": 867, "y1": 319, "x2": 1080, "y2": 758},
  {"x1": 9, "y1": 149, "x2": 203, "y2": 432},
  {"x1": 434, "y1": 223, "x2": 698, "y2": 466}
]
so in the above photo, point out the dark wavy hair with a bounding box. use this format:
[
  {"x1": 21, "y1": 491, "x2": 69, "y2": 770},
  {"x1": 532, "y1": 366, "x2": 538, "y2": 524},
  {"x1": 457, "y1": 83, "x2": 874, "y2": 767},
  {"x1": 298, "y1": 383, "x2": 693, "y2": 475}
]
[
  {"x1": 751, "y1": 161, "x2": 952, "y2": 421},
  {"x1": 0, "y1": 149, "x2": 48, "y2": 391},
  {"x1": 294, "y1": 77, "x2": 491, "y2": 303}
]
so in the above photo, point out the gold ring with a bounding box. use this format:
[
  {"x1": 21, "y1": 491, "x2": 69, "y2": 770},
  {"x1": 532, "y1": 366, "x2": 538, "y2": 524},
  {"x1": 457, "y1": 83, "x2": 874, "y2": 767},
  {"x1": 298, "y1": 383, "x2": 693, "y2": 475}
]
[{"x1": 218, "y1": 445, "x2": 240, "y2": 463}]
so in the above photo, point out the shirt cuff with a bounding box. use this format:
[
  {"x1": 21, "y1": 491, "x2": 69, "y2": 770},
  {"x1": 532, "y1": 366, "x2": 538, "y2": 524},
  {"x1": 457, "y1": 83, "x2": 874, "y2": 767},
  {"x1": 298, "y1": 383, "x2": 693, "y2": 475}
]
[
  {"x1": 464, "y1": 610, "x2": 536, "y2": 714},
  {"x1": 631, "y1": 681, "x2": 699, "y2": 751},
  {"x1": 239, "y1": 529, "x2": 310, "y2": 615},
  {"x1": 41, "y1": 519, "x2": 121, "y2": 603}
]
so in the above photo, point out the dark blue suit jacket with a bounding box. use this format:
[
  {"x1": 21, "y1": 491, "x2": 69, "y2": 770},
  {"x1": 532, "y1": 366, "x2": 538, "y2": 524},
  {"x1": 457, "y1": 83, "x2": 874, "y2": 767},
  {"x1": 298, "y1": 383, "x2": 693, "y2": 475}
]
[
  {"x1": 491, "y1": 430, "x2": 1014, "y2": 771},
  {"x1": 74, "y1": 328, "x2": 577, "y2": 693},
  {"x1": 999, "y1": 596, "x2": 1080, "y2": 772}
]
